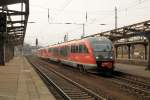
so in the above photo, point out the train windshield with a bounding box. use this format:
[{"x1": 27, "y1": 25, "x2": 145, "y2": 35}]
[{"x1": 93, "y1": 43, "x2": 112, "y2": 52}]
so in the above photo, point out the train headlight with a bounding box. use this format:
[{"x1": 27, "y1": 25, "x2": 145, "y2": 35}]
[
  {"x1": 110, "y1": 56, "x2": 113, "y2": 59},
  {"x1": 96, "y1": 56, "x2": 99, "y2": 59}
]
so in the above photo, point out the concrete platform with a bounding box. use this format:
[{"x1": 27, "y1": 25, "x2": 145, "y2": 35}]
[
  {"x1": 0, "y1": 56, "x2": 56, "y2": 100},
  {"x1": 115, "y1": 63, "x2": 150, "y2": 79}
]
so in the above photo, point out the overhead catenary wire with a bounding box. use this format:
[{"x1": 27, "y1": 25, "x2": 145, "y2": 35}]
[
  {"x1": 51, "y1": 0, "x2": 73, "y2": 23},
  {"x1": 27, "y1": 0, "x2": 150, "y2": 46},
  {"x1": 29, "y1": 1, "x2": 150, "y2": 28},
  {"x1": 30, "y1": 0, "x2": 150, "y2": 29},
  {"x1": 118, "y1": 0, "x2": 150, "y2": 12},
  {"x1": 30, "y1": 0, "x2": 150, "y2": 17},
  {"x1": 90, "y1": 0, "x2": 150, "y2": 25}
]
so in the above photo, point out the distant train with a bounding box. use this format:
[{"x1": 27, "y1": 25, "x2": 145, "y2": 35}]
[{"x1": 36, "y1": 37, "x2": 115, "y2": 74}]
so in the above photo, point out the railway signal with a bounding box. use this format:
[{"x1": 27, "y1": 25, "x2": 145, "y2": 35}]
[{"x1": 36, "y1": 38, "x2": 38, "y2": 48}]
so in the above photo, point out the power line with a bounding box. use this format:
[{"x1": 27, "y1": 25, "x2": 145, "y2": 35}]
[
  {"x1": 30, "y1": 0, "x2": 150, "y2": 28},
  {"x1": 59, "y1": 0, "x2": 73, "y2": 12},
  {"x1": 94, "y1": 0, "x2": 150, "y2": 26},
  {"x1": 52, "y1": 0, "x2": 73, "y2": 22},
  {"x1": 118, "y1": 0, "x2": 150, "y2": 12}
]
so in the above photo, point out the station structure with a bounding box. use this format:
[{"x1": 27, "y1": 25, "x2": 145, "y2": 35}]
[
  {"x1": 0, "y1": 0, "x2": 29, "y2": 65},
  {"x1": 86, "y1": 20, "x2": 150, "y2": 70},
  {"x1": 0, "y1": 0, "x2": 150, "y2": 70},
  {"x1": 0, "y1": 1, "x2": 149, "y2": 100}
]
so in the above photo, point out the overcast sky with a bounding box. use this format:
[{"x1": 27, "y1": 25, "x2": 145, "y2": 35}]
[{"x1": 23, "y1": 0, "x2": 150, "y2": 46}]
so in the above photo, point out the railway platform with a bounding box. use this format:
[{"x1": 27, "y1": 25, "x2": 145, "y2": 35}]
[
  {"x1": 115, "y1": 63, "x2": 150, "y2": 79},
  {"x1": 0, "y1": 56, "x2": 56, "y2": 100}
]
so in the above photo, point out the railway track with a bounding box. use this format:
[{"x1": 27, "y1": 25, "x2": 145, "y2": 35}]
[
  {"x1": 113, "y1": 72, "x2": 150, "y2": 90},
  {"x1": 27, "y1": 57, "x2": 106, "y2": 100},
  {"x1": 114, "y1": 71, "x2": 150, "y2": 85},
  {"x1": 28, "y1": 56, "x2": 150, "y2": 100},
  {"x1": 109, "y1": 72, "x2": 150, "y2": 99}
]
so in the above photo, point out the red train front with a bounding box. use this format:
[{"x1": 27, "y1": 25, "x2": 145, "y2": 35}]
[
  {"x1": 88, "y1": 37, "x2": 114, "y2": 74},
  {"x1": 37, "y1": 37, "x2": 115, "y2": 74}
]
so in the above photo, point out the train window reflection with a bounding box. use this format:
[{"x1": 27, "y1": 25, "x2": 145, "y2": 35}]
[{"x1": 93, "y1": 44, "x2": 112, "y2": 52}]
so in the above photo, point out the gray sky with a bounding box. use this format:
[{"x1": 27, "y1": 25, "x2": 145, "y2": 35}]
[{"x1": 24, "y1": 0, "x2": 150, "y2": 46}]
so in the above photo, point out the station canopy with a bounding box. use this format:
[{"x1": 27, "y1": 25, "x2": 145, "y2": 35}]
[
  {"x1": 0, "y1": 0, "x2": 29, "y2": 45},
  {"x1": 86, "y1": 20, "x2": 150, "y2": 41}
]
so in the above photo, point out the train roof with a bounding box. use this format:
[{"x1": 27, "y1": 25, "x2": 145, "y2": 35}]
[
  {"x1": 86, "y1": 37, "x2": 112, "y2": 43},
  {"x1": 47, "y1": 36, "x2": 112, "y2": 48},
  {"x1": 37, "y1": 46, "x2": 49, "y2": 50}
]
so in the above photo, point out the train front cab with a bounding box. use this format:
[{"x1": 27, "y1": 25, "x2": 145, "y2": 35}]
[{"x1": 88, "y1": 37, "x2": 114, "y2": 74}]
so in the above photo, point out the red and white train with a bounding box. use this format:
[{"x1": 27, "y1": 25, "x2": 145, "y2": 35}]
[{"x1": 36, "y1": 37, "x2": 115, "y2": 74}]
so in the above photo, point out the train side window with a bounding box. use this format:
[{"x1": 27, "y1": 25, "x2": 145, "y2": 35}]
[
  {"x1": 59, "y1": 47, "x2": 61, "y2": 55},
  {"x1": 51, "y1": 48, "x2": 53, "y2": 53},
  {"x1": 74, "y1": 45, "x2": 76, "y2": 53},
  {"x1": 69, "y1": 46, "x2": 71, "y2": 54},
  {"x1": 63, "y1": 47, "x2": 65, "y2": 56},
  {"x1": 67, "y1": 46, "x2": 70, "y2": 54},
  {"x1": 53, "y1": 47, "x2": 58, "y2": 56},
  {"x1": 79, "y1": 45, "x2": 82, "y2": 53},
  {"x1": 75, "y1": 45, "x2": 79, "y2": 53},
  {"x1": 48, "y1": 48, "x2": 51, "y2": 52},
  {"x1": 83, "y1": 45, "x2": 89, "y2": 53},
  {"x1": 72, "y1": 45, "x2": 76, "y2": 53},
  {"x1": 71, "y1": 45, "x2": 74, "y2": 53},
  {"x1": 74, "y1": 46, "x2": 76, "y2": 53},
  {"x1": 60, "y1": 47, "x2": 63, "y2": 56},
  {"x1": 64, "y1": 46, "x2": 68, "y2": 56},
  {"x1": 71, "y1": 45, "x2": 73, "y2": 53}
]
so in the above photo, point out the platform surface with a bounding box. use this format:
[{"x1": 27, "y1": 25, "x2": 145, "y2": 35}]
[
  {"x1": 0, "y1": 56, "x2": 56, "y2": 100},
  {"x1": 115, "y1": 63, "x2": 150, "y2": 78}
]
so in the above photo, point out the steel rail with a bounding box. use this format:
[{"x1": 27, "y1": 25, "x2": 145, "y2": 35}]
[
  {"x1": 108, "y1": 75, "x2": 150, "y2": 99},
  {"x1": 113, "y1": 76, "x2": 150, "y2": 90},
  {"x1": 27, "y1": 58, "x2": 71, "y2": 100},
  {"x1": 27, "y1": 57, "x2": 106, "y2": 100}
]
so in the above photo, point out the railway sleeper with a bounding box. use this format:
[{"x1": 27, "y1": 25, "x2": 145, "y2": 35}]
[
  {"x1": 59, "y1": 85, "x2": 78, "y2": 88},
  {"x1": 63, "y1": 88, "x2": 84, "y2": 91},
  {"x1": 64, "y1": 90, "x2": 87, "y2": 94},
  {"x1": 67, "y1": 92, "x2": 90, "y2": 96},
  {"x1": 71, "y1": 98, "x2": 95, "y2": 100},
  {"x1": 70, "y1": 96, "x2": 95, "y2": 100},
  {"x1": 121, "y1": 75, "x2": 150, "y2": 85},
  {"x1": 115, "y1": 76, "x2": 150, "y2": 90},
  {"x1": 121, "y1": 84, "x2": 150, "y2": 97},
  {"x1": 68, "y1": 94, "x2": 92, "y2": 98},
  {"x1": 112, "y1": 79, "x2": 150, "y2": 97}
]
